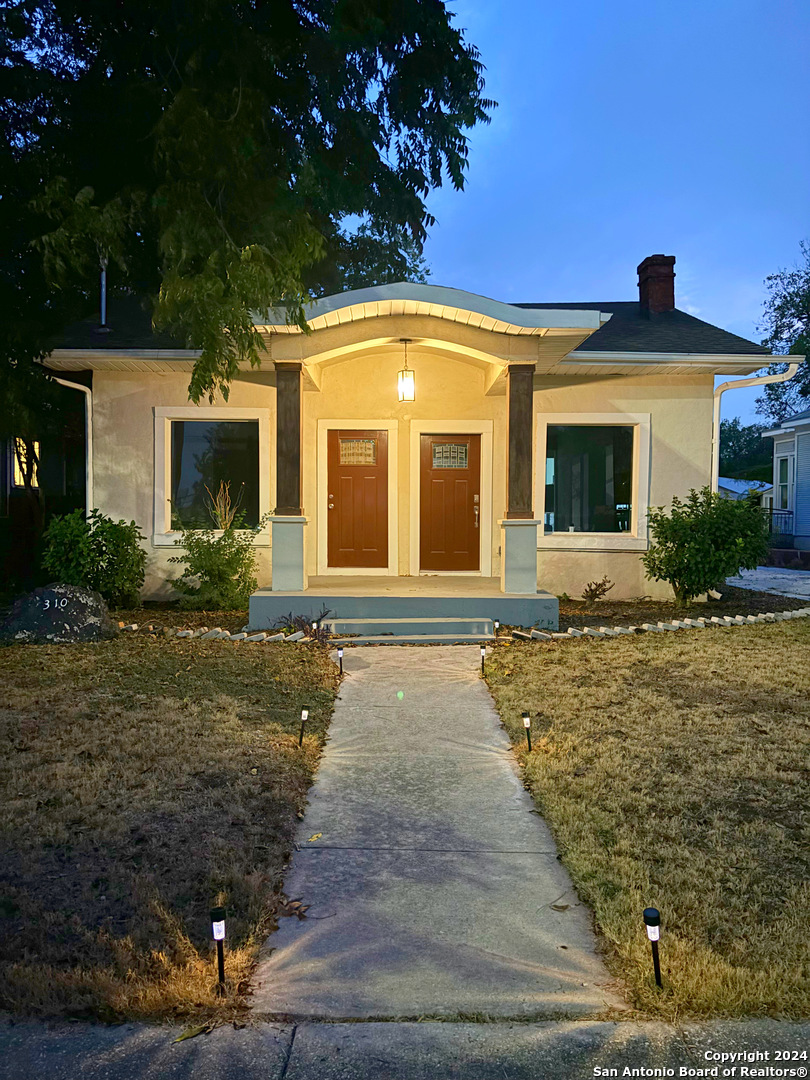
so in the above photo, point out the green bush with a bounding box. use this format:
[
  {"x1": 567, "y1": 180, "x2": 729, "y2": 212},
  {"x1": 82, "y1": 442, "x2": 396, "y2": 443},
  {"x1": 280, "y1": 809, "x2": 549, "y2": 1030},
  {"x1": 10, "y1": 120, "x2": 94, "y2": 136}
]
[
  {"x1": 642, "y1": 487, "x2": 769, "y2": 606},
  {"x1": 169, "y1": 515, "x2": 265, "y2": 609},
  {"x1": 42, "y1": 509, "x2": 147, "y2": 606}
]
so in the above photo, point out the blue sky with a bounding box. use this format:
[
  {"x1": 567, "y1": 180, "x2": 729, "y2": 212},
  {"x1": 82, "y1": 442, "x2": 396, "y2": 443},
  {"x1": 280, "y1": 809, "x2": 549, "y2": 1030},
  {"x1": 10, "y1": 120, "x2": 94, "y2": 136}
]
[{"x1": 422, "y1": 0, "x2": 809, "y2": 423}]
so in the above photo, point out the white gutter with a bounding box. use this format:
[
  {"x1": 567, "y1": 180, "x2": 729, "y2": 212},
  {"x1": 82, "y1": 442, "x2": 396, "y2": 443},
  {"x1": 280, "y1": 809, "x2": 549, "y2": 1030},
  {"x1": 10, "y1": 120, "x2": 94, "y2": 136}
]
[
  {"x1": 711, "y1": 361, "x2": 802, "y2": 493},
  {"x1": 52, "y1": 377, "x2": 93, "y2": 516}
]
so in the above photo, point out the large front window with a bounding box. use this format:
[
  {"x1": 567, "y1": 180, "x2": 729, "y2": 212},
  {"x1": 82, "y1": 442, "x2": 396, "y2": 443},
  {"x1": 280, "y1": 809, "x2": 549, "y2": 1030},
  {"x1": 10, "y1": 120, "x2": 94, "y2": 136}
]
[
  {"x1": 544, "y1": 425, "x2": 633, "y2": 534},
  {"x1": 170, "y1": 420, "x2": 260, "y2": 529}
]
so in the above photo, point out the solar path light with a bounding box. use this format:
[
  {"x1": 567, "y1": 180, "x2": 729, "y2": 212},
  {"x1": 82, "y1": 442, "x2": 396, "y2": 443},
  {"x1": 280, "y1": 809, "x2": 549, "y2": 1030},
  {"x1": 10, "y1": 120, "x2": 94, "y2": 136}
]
[
  {"x1": 299, "y1": 705, "x2": 310, "y2": 747},
  {"x1": 643, "y1": 907, "x2": 663, "y2": 987},
  {"x1": 522, "y1": 711, "x2": 532, "y2": 751},
  {"x1": 494, "y1": 620, "x2": 500, "y2": 635},
  {"x1": 210, "y1": 906, "x2": 226, "y2": 994},
  {"x1": 337, "y1": 646, "x2": 344, "y2": 675},
  {"x1": 480, "y1": 644, "x2": 486, "y2": 674}
]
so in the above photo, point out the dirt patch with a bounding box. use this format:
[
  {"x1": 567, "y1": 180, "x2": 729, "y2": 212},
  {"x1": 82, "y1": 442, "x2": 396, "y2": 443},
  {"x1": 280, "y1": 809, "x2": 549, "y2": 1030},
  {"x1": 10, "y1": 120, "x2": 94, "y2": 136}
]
[{"x1": 559, "y1": 584, "x2": 807, "y2": 631}]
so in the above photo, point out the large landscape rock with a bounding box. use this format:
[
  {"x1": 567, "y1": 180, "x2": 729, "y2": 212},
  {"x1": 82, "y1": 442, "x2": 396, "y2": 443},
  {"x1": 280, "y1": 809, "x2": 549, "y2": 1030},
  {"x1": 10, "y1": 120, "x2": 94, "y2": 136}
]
[{"x1": 0, "y1": 584, "x2": 118, "y2": 644}]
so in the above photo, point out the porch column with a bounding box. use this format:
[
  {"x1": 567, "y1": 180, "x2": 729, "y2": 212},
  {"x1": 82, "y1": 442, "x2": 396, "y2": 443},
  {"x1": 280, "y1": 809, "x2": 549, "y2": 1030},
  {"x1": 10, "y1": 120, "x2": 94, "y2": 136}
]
[
  {"x1": 275, "y1": 363, "x2": 302, "y2": 515},
  {"x1": 271, "y1": 362, "x2": 307, "y2": 591},
  {"x1": 501, "y1": 363, "x2": 540, "y2": 593},
  {"x1": 506, "y1": 363, "x2": 534, "y2": 519}
]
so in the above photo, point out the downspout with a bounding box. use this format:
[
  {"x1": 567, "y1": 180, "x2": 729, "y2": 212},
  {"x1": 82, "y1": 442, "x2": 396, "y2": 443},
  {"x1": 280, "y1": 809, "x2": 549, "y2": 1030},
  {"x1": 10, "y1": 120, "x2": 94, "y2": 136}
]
[
  {"x1": 711, "y1": 362, "x2": 802, "y2": 493},
  {"x1": 52, "y1": 377, "x2": 94, "y2": 517}
]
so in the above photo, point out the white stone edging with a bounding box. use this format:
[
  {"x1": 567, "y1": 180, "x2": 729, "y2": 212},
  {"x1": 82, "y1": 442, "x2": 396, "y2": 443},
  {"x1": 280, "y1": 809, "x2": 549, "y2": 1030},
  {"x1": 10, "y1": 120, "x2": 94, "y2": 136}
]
[
  {"x1": 511, "y1": 607, "x2": 810, "y2": 645},
  {"x1": 117, "y1": 621, "x2": 302, "y2": 643}
]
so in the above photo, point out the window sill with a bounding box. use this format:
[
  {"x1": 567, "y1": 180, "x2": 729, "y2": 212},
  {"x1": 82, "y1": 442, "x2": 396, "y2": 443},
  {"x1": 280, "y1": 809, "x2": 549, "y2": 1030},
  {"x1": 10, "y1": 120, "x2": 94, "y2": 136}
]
[
  {"x1": 538, "y1": 533, "x2": 648, "y2": 552},
  {"x1": 152, "y1": 531, "x2": 271, "y2": 548}
]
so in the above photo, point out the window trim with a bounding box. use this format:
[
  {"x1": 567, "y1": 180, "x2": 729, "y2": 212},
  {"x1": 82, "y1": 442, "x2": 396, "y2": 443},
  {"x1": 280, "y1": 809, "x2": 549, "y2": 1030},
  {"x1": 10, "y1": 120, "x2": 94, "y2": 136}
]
[
  {"x1": 775, "y1": 453, "x2": 794, "y2": 513},
  {"x1": 535, "y1": 412, "x2": 651, "y2": 551},
  {"x1": 153, "y1": 407, "x2": 271, "y2": 547}
]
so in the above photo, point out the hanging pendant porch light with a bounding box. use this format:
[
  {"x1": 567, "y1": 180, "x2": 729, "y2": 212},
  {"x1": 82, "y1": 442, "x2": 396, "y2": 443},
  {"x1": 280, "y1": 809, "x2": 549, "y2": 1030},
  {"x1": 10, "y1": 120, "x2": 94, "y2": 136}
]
[{"x1": 397, "y1": 338, "x2": 415, "y2": 402}]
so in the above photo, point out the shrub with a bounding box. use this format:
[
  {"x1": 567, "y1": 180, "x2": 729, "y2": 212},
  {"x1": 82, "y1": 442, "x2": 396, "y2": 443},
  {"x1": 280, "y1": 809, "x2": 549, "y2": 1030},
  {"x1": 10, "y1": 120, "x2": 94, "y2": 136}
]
[
  {"x1": 42, "y1": 509, "x2": 147, "y2": 606},
  {"x1": 642, "y1": 487, "x2": 769, "y2": 606},
  {"x1": 581, "y1": 576, "x2": 614, "y2": 602},
  {"x1": 169, "y1": 514, "x2": 265, "y2": 609}
]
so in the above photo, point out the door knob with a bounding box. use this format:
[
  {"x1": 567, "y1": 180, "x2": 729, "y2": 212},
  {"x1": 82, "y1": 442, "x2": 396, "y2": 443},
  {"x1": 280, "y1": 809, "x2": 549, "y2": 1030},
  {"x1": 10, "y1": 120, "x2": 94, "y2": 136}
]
[
  {"x1": 328, "y1": 503, "x2": 334, "y2": 509},
  {"x1": 474, "y1": 506, "x2": 479, "y2": 528}
]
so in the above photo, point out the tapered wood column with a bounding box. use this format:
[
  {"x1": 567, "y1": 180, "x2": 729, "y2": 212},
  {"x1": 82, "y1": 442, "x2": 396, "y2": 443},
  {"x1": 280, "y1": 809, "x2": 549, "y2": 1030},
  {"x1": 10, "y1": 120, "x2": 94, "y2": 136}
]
[
  {"x1": 506, "y1": 364, "x2": 534, "y2": 519},
  {"x1": 274, "y1": 362, "x2": 303, "y2": 515}
]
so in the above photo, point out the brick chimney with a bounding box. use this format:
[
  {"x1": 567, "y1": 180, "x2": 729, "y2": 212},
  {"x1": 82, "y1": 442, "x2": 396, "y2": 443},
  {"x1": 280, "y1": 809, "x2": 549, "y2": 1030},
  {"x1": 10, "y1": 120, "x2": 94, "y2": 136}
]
[{"x1": 637, "y1": 254, "x2": 676, "y2": 314}]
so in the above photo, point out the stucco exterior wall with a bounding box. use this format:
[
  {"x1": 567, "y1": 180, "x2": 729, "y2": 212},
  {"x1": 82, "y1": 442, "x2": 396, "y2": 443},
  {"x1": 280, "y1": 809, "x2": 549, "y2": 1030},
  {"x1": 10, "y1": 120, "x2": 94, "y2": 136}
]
[
  {"x1": 534, "y1": 373, "x2": 713, "y2": 599},
  {"x1": 90, "y1": 354, "x2": 713, "y2": 601},
  {"x1": 92, "y1": 370, "x2": 276, "y2": 597},
  {"x1": 302, "y1": 345, "x2": 505, "y2": 578}
]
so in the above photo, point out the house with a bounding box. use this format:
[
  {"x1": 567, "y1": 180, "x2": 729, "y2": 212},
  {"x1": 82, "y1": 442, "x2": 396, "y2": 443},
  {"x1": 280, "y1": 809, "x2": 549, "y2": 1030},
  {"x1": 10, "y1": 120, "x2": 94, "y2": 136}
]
[
  {"x1": 41, "y1": 254, "x2": 786, "y2": 630},
  {"x1": 717, "y1": 476, "x2": 771, "y2": 504},
  {"x1": 762, "y1": 407, "x2": 810, "y2": 552}
]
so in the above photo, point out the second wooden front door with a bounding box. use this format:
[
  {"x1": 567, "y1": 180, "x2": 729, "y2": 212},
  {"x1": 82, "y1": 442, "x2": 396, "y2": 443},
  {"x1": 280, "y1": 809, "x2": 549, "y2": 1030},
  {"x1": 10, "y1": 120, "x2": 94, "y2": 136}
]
[
  {"x1": 327, "y1": 429, "x2": 388, "y2": 568},
  {"x1": 420, "y1": 434, "x2": 481, "y2": 571}
]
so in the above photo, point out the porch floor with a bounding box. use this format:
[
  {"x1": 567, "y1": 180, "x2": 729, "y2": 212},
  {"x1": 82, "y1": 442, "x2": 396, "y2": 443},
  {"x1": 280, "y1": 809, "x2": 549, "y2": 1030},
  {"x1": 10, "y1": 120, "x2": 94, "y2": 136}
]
[{"x1": 249, "y1": 576, "x2": 559, "y2": 632}]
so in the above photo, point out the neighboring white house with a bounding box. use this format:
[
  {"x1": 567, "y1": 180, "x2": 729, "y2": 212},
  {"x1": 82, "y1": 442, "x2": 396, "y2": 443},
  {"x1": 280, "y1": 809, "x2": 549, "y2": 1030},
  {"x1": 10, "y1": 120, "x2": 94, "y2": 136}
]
[
  {"x1": 717, "y1": 476, "x2": 771, "y2": 505},
  {"x1": 762, "y1": 407, "x2": 810, "y2": 551}
]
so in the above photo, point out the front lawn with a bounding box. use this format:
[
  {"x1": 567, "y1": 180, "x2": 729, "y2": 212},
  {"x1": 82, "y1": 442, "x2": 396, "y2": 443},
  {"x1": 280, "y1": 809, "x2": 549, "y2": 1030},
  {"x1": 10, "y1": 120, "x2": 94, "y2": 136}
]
[
  {"x1": 0, "y1": 630, "x2": 338, "y2": 1021},
  {"x1": 486, "y1": 621, "x2": 810, "y2": 1019}
]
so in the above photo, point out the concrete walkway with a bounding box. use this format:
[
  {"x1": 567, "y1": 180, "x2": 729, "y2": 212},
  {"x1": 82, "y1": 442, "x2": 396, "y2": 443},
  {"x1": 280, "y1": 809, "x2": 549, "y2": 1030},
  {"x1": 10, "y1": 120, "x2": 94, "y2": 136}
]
[
  {"x1": 728, "y1": 566, "x2": 810, "y2": 599},
  {"x1": 251, "y1": 646, "x2": 623, "y2": 1019},
  {"x1": 2, "y1": 1018, "x2": 809, "y2": 1080}
]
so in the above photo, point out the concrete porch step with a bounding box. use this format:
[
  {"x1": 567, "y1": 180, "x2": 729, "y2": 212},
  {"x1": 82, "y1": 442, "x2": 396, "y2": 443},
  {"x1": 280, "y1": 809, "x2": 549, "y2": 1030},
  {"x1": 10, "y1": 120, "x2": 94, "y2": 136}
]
[
  {"x1": 324, "y1": 616, "x2": 493, "y2": 636},
  {"x1": 332, "y1": 632, "x2": 496, "y2": 646}
]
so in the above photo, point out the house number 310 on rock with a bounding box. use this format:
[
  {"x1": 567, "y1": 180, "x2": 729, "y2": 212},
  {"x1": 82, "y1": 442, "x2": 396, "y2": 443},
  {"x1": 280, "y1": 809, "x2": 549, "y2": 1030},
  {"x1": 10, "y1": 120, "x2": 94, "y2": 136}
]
[{"x1": 41, "y1": 596, "x2": 69, "y2": 610}]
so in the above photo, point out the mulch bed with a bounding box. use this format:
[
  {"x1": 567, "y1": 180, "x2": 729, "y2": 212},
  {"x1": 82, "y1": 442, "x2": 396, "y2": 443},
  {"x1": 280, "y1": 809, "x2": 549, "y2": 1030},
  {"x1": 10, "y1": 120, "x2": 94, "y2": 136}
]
[{"x1": 558, "y1": 584, "x2": 807, "y2": 632}]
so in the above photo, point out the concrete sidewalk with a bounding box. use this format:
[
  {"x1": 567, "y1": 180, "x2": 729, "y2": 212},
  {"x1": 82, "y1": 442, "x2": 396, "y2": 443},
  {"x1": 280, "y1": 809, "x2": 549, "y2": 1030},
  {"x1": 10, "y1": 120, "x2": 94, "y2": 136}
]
[
  {"x1": 1, "y1": 1017, "x2": 807, "y2": 1080},
  {"x1": 251, "y1": 646, "x2": 623, "y2": 1019},
  {"x1": 728, "y1": 567, "x2": 810, "y2": 599}
]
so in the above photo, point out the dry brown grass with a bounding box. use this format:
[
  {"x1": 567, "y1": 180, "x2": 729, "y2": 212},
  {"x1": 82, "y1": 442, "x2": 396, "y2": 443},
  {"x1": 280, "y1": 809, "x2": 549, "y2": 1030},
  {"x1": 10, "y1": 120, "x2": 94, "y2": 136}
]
[
  {"x1": 0, "y1": 632, "x2": 338, "y2": 1021},
  {"x1": 485, "y1": 621, "x2": 810, "y2": 1020}
]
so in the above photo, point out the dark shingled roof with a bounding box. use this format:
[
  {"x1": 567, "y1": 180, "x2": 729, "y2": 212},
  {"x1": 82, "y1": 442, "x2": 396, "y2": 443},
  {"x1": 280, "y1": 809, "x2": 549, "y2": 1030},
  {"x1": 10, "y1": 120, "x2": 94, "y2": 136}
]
[
  {"x1": 513, "y1": 301, "x2": 768, "y2": 355},
  {"x1": 57, "y1": 296, "x2": 184, "y2": 350},
  {"x1": 56, "y1": 294, "x2": 768, "y2": 357}
]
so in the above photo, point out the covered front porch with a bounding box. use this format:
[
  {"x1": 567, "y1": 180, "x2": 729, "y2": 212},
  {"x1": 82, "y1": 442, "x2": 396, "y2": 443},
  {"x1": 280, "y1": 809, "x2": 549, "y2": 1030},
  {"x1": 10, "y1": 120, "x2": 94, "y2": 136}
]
[
  {"x1": 252, "y1": 283, "x2": 608, "y2": 631},
  {"x1": 249, "y1": 575, "x2": 558, "y2": 631}
]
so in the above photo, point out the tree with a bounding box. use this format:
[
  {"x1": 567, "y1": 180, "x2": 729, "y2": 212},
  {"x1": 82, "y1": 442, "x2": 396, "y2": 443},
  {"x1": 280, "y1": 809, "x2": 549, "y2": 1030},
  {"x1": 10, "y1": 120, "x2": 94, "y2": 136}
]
[
  {"x1": 718, "y1": 417, "x2": 772, "y2": 482},
  {"x1": 754, "y1": 241, "x2": 810, "y2": 425},
  {"x1": 1, "y1": 0, "x2": 493, "y2": 405}
]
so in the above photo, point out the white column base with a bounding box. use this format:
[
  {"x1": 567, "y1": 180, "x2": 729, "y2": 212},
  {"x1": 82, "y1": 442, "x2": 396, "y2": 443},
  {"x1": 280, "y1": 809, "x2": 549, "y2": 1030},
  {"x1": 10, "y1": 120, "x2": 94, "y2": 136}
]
[
  {"x1": 269, "y1": 516, "x2": 308, "y2": 592},
  {"x1": 499, "y1": 519, "x2": 542, "y2": 594}
]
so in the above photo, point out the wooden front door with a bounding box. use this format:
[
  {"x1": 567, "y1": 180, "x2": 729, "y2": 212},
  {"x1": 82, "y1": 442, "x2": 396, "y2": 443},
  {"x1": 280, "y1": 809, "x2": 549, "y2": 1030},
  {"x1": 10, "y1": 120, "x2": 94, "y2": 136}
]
[
  {"x1": 327, "y1": 429, "x2": 388, "y2": 568},
  {"x1": 420, "y1": 434, "x2": 481, "y2": 571}
]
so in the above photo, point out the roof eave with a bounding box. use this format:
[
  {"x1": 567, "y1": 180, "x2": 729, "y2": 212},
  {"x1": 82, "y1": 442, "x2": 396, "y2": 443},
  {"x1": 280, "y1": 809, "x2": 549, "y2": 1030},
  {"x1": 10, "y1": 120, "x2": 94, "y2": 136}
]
[{"x1": 252, "y1": 283, "x2": 610, "y2": 336}]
